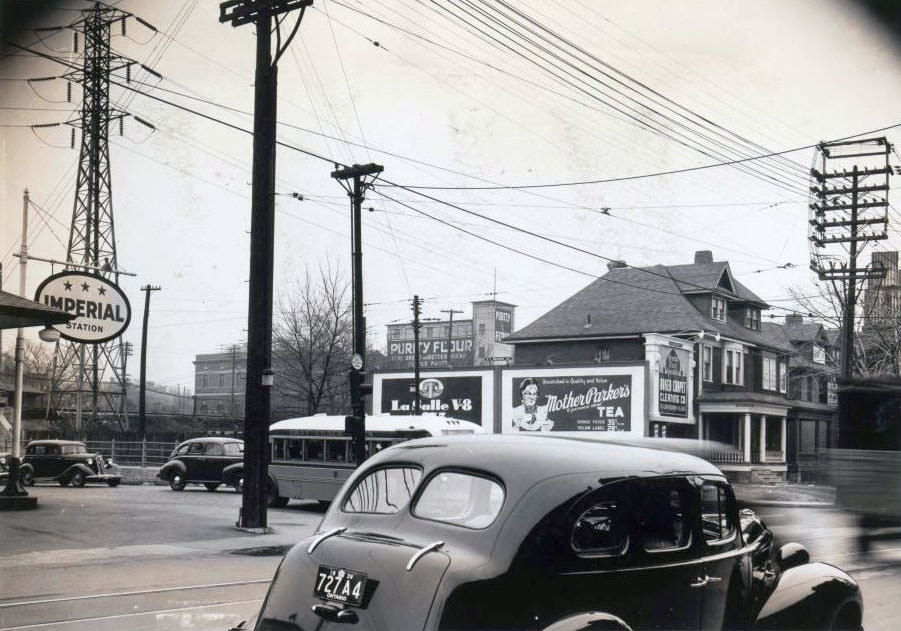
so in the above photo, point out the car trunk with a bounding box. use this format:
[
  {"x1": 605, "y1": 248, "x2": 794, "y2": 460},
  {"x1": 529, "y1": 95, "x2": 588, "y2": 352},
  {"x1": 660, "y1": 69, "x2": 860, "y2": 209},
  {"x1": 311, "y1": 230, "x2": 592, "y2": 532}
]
[{"x1": 256, "y1": 531, "x2": 450, "y2": 631}]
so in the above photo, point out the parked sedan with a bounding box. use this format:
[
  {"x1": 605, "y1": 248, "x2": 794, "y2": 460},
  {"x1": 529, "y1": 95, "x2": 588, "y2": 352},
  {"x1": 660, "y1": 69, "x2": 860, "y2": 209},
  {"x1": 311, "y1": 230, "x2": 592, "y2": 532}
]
[
  {"x1": 157, "y1": 437, "x2": 244, "y2": 491},
  {"x1": 20, "y1": 440, "x2": 121, "y2": 487},
  {"x1": 242, "y1": 434, "x2": 862, "y2": 631}
]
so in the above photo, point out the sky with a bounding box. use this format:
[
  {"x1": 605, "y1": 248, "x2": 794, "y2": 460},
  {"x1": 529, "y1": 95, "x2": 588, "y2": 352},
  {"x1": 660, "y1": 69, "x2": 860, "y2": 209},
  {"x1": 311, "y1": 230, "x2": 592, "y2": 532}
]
[{"x1": 1, "y1": 0, "x2": 900, "y2": 394}]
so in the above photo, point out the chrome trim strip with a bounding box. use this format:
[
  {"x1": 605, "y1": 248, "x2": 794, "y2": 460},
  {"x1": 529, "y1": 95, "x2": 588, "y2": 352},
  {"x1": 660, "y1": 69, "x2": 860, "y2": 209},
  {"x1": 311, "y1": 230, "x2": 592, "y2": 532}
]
[
  {"x1": 307, "y1": 527, "x2": 346, "y2": 554},
  {"x1": 406, "y1": 541, "x2": 444, "y2": 571}
]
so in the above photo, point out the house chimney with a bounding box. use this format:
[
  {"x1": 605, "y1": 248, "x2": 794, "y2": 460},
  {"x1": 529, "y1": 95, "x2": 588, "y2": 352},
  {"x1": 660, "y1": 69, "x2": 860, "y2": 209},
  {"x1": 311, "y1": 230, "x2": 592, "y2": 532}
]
[
  {"x1": 606, "y1": 260, "x2": 627, "y2": 270},
  {"x1": 785, "y1": 313, "x2": 803, "y2": 325},
  {"x1": 694, "y1": 250, "x2": 713, "y2": 264}
]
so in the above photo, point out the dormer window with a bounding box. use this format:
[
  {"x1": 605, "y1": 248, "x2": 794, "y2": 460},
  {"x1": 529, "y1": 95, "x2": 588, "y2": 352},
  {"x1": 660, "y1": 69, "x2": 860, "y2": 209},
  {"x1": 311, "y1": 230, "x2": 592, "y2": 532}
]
[
  {"x1": 711, "y1": 297, "x2": 727, "y2": 322},
  {"x1": 745, "y1": 308, "x2": 760, "y2": 330}
]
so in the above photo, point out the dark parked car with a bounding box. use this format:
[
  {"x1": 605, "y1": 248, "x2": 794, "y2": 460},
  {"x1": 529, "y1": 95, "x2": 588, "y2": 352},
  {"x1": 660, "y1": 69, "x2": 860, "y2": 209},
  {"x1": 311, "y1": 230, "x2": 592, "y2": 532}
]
[
  {"x1": 244, "y1": 434, "x2": 862, "y2": 631},
  {"x1": 20, "y1": 440, "x2": 121, "y2": 487},
  {"x1": 158, "y1": 437, "x2": 244, "y2": 492}
]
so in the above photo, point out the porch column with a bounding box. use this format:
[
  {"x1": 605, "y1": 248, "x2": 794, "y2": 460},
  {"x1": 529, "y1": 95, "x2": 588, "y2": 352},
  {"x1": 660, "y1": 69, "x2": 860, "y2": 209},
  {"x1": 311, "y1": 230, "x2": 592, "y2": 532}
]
[
  {"x1": 781, "y1": 416, "x2": 787, "y2": 463},
  {"x1": 759, "y1": 415, "x2": 767, "y2": 463},
  {"x1": 743, "y1": 413, "x2": 752, "y2": 463},
  {"x1": 698, "y1": 413, "x2": 704, "y2": 440}
]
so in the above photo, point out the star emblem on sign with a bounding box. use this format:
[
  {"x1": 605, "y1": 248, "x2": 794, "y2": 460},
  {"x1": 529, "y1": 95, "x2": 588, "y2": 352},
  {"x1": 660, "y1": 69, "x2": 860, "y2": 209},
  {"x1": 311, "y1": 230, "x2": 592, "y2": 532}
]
[
  {"x1": 98, "y1": 286, "x2": 106, "y2": 296},
  {"x1": 63, "y1": 281, "x2": 72, "y2": 290},
  {"x1": 81, "y1": 282, "x2": 90, "y2": 292}
]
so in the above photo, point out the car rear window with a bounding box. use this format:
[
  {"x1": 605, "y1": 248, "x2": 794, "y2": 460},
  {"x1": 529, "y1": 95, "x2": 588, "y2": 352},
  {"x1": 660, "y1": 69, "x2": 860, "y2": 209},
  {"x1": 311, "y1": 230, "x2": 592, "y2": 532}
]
[
  {"x1": 223, "y1": 442, "x2": 243, "y2": 456},
  {"x1": 571, "y1": 498, "x2": 629, "y2": 556},
  {"x1": 343, "y1": 466, "x2": 422, "y2": 514},
  {"x1": 61, "y1": 444, "x2": 87, "y2": 455},
  {"x1": 413, "y1": 471, "x2": 504, "y2": 529}
]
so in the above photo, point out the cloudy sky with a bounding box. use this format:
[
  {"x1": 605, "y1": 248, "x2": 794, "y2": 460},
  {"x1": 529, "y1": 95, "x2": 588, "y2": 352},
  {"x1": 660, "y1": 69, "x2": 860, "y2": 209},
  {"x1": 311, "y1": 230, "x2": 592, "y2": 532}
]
[{"x1": 2, "y1": 0, "x2": 900, "y2": 392}]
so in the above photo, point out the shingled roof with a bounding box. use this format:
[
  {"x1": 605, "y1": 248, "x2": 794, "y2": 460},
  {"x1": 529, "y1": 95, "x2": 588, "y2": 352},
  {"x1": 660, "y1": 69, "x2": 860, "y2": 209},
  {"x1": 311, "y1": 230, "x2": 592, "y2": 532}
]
[{"x1": 506, "y1": 256, "x2": 790, "y2": 352}]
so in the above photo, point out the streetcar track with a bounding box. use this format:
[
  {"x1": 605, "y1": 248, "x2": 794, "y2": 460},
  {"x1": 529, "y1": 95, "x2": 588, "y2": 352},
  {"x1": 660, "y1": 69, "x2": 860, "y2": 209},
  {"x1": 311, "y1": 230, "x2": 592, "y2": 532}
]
[
  {"x1": 0, "y1": 599, "x2": 262, "y2": 630},
  {"x1": 0, "y1": 579, "x2": 271, "y2": 609}
]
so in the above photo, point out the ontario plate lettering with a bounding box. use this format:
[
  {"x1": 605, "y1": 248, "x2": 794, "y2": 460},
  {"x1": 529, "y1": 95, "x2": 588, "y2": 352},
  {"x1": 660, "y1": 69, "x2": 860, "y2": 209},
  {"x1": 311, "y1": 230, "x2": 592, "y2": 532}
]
[{"x1": 314, "y1": 565, "x2": 366, "y2": 606}]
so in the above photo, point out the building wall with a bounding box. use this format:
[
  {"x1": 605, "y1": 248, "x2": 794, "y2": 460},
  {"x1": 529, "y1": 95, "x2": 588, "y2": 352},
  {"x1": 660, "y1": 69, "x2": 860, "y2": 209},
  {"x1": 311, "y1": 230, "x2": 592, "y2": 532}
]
[
  {"x1": 472, "y1": 301, "x2": 515, "y2": 365},
  {"x1": 512, "y1": 338, "x2": 645, "y2": 365},
  {"x1": 193, "y1": 346, "x2": 246, "y2": 417}
]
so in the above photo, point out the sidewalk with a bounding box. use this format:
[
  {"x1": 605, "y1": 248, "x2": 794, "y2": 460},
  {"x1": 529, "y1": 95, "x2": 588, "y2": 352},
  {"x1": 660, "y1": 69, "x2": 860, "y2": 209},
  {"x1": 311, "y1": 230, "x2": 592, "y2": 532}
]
[{"x1": 733, "y1": 482, "x2": 835, "y2": 507}]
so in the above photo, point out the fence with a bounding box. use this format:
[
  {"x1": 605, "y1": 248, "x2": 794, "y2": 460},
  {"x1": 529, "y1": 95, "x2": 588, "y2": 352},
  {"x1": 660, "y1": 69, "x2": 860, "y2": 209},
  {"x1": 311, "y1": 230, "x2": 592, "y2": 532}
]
[{"x1": 85, "y1": 440, "x2": 177, "y2": 467}]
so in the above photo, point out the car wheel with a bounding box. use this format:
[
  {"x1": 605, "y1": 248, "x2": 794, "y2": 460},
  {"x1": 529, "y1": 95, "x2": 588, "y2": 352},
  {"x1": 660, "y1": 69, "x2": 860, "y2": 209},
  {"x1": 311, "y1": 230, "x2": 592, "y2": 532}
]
[
  {"x1": 168, "y1": 471, "x2": 186, "y2": 491},
  {"x1": 830, "y1": 603, "x2": 861, "y2": 631},
  {"x1": 267, "y1": 479, "x2": 289, "y2": 508},
  {"x1": 204, "y1": 483, "x2": 220, "y2": 492},
  {"x1": 69, "y1": 470, "x2": 86, "y2": 488},
  {"x1": 107, "y1": 479, "x2": 120, "y2": 487},
  {"x1": 233, "y1": 477, "x2": 243, "y2": 493},
  {"x1": 21, "y1": 470, "x2": 34, "y2": 486}
]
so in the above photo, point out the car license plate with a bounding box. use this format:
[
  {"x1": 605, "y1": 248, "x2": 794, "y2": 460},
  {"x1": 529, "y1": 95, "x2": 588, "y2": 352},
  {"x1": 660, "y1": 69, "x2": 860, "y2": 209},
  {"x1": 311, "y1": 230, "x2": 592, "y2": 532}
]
[{"x1": 314, "y1": 565, "x2": 367, "y2": 606}]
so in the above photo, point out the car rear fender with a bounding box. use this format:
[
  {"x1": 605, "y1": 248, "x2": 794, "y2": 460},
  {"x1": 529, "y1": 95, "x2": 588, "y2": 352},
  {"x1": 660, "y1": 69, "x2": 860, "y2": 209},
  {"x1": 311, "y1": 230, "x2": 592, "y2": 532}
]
[
  {"x1": 221, "y1": 462, "x2": 242, "y2": 485},
  {"x1": 542, "y1": 612, "x2": 633, "y2": 631},
  {"x1": 755, "y1": 561, "x2": 862, "y2": 629},
  {"x1": 157, "y1": 460, "x2": 186, "y2": 480}
]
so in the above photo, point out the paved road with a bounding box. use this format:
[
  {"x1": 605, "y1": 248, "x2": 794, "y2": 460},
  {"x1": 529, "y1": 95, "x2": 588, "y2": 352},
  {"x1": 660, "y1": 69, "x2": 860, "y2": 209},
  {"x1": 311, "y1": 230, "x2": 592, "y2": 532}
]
[{"x1": 1, "y1": 485, "x2": 900, "y2": 630}]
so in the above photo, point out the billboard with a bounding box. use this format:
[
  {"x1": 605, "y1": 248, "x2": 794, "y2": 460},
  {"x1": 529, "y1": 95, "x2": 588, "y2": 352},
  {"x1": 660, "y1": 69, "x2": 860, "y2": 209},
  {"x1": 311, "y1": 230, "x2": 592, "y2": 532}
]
[
  {"x1": 386, "y1": 337, "x2": 474, "y2": 368},
  {"x1": 373, "y1": 370, "x2": 494, "y2": 427},
  {"x1": 644, "y1": 334, "x2": 694, "y2": 423},
  {"x1": 501, "y1": 365, "x2": 646, "y2": 435},
  {"x1": 34, "y1": 271, "x2": 131, "y2": 343}
]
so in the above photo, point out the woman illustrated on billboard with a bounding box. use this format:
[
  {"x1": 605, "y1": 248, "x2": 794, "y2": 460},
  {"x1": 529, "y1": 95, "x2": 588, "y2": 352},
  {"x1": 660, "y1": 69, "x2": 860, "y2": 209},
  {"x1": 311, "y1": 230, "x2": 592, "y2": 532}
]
[{"x1": 511, "y1": 377, "x2": 553, "y2": 431}]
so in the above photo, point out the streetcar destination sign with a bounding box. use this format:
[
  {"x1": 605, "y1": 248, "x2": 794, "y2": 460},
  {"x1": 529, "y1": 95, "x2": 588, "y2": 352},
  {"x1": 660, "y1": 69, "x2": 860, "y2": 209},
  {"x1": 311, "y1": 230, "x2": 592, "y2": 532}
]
[{"x1": 34, "y1": 271, "x2": 131, "y2": 343}]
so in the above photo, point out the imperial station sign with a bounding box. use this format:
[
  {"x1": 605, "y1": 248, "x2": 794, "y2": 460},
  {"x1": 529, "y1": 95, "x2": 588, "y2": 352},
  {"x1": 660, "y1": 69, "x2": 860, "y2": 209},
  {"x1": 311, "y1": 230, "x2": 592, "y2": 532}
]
[{"x1": 35, "y1": 271, "x2": 131, "y2": 343}]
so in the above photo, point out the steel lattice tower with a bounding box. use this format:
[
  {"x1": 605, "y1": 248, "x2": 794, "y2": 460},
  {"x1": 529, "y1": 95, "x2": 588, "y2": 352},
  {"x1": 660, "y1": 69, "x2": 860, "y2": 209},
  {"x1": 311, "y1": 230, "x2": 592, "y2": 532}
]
[{"x1": 48, "y1": 3, "x2": 130, "y2": 432}]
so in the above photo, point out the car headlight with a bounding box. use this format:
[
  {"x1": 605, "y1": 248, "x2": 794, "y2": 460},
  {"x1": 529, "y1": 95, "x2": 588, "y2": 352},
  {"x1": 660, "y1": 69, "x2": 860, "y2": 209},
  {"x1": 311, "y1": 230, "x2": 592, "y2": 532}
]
[
  {"x1": 105, "y1": 460, "x2": 113, "y2": 468},
  {"x1": 87, "y1": 458, "x2": 93, "y2": 465},
  {"x1": 0, "y1": 457, "x2": 6, "y2": 466}
]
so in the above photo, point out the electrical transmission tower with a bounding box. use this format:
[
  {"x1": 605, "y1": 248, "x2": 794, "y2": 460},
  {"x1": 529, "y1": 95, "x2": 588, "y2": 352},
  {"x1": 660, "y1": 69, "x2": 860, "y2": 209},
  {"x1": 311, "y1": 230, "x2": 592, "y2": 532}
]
[
  {"x1": 808, "y1": 136, "x2": 892, "y2": 443},
  {"x1": 40, "y1": 3, "x2": 156, "y2": 432}
]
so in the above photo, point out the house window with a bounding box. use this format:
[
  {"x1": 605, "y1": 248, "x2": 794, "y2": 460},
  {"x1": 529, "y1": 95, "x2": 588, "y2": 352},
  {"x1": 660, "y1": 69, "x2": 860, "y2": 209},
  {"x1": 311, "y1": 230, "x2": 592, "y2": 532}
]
[
  {"x1": 724, "y1": 349, "x2": 743, "y2": 385},
  {"x1": 745, "y1": 308, "x2": 760, "y2": 330},
  {"x1": 762, "y1": 357, "x2": 777, "y2": 391},
  {"x1": 595, "y1": 345, "x2": 611, "y2": 362},
  {"x1": 478, "y1": 346, "x2": 485, "y2": 359},
  {"x1": 478, "y1": 323, "x2": 486, "y2": 335},
  {"x1": 201, "y1": 374, "x2": 209, "y2": 387},
  {"x1": 702, "y1": 345, "x2": 713, "y2": 382},
  {"x1": 712, "y1": 297, "x2": 727, "y2": 322},
  {"x1": 778, "y1": 361, "x2": 787, "y2": 393},
  {"x1": 391, "y1": 328, "x2": 401, "y2": 339},
  {"x1": 219, "y1": 373, "x2": 228, "y2": 387}
]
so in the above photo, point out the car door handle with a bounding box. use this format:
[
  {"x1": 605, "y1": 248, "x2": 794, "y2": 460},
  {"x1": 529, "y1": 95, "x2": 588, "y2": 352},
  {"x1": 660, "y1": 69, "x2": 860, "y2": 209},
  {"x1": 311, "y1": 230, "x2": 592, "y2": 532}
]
[{"x1": 689, "y1": 575, "x2": 721, "y2": 588}]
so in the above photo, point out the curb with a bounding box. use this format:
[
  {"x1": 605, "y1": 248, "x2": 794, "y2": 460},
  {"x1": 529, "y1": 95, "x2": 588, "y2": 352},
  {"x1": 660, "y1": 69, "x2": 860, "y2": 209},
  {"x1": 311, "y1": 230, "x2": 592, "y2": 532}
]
[{"x1": 739, "y1": 500, "x2": 834, "y2": 508}]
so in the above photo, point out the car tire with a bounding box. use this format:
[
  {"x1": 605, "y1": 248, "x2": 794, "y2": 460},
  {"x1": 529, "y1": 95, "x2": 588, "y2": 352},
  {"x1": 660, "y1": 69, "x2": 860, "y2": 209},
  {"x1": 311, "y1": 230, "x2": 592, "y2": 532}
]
[
  {"x1": 21, "y1": 470, "x2": 34, "y2": 486},
  {"x1": 107, "y1": 479, "x2": 120, "y2": 487},
  {"x1": 69, "y1": 470, "x2": 86, "y2": 488},
  {"x1": 204, "y1": 483, "x2": 220, "y2": 492},
  {"x1": 233, "y1": 477, "x2": 243, "y2": 493},
  {"x1": 267, "y1": 479, "x2": 289, "y2": 508},
  {"x1": 168, "y1": 471, "x2": 186, "y2": 491}
]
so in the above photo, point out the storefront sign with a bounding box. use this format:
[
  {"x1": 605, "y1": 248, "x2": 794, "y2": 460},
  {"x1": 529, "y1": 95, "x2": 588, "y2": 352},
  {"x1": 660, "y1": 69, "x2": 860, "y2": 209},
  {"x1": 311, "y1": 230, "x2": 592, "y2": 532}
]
[
  {"x1": 501, "y1": 366, "x2": 645, "y2": 435},
  {"x1": 658, "y1": 348, "x2": 688, "y2": 417},
  {"x1": 495, "y1": 308, "x2": 512, "y2": 342},
  {"x1": 386, "y1": 337, "x2": 474, "y2": 367},
  {"x1": 34, "y1": 271, "x2": 131, "y2": 343},
  {"x1": 644, "y1": 334, "x2": 695, "y2": 423},
  {"x1": 374, "y1": 372, "x2": 489, "y2": 426}
]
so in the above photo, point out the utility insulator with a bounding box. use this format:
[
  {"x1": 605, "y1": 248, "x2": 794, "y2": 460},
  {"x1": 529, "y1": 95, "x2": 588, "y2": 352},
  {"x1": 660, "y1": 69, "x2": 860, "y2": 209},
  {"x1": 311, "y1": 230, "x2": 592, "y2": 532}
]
[
  {"x1": 66, "y1": 82, "x2": 71, "y2": 102},
  {"x1": 73, "y1": 31, "x2": 78, "y2": 53},
  {"x1": 70, "y1": 128, "x2": 75, "y2": 149},
  {"x1": 126, "y1": 64, "x2": 131, "y2": 83},
  {"x1": 119, "y1": 117, "x2": 123, "y2": 136},
  {"x1": 121, "y1": 17, "x2": 126, "y2": 36}
]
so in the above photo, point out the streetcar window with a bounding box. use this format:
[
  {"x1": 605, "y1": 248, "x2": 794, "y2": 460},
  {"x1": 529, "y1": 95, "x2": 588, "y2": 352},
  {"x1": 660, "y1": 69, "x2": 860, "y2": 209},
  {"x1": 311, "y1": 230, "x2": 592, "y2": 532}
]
[
  {"x1": 305, "y1": 439, "x2": 325, "y2": 461},
  {"x1": 287, "y1": 439, "x2": 303, "y2": 460},
  {"x1": 325, "y1": 440, "x2": 347, "y2": 463},
  {"x1": 272, "y1": 438, "x2": 288, "y2": 460}
]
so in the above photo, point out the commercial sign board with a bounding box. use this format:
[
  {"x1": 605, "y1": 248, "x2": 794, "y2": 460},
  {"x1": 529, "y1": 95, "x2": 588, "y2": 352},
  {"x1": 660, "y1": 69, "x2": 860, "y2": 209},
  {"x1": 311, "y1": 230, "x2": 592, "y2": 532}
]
[
  {"x1": 373, "y1": 370, "x2": 494, "y2": 427},
  {"x1": 34, "y1": 271, "x2": 131, "y2": 343},
  {"x1": 495, "y1": 308, "x2": 512, "y2": 342},
  {"x1": 644, "y1": 334, "x2": 695, "y2": 423},
  {"x1": 501, "y1": 365, "x2": 646, "y2": 435},
  {"x1": 386, "y1": 337, "x2": 474, "y2": 368},
  {"x1": 812, "y1": 345, "x2": 826, "y2": 365}
]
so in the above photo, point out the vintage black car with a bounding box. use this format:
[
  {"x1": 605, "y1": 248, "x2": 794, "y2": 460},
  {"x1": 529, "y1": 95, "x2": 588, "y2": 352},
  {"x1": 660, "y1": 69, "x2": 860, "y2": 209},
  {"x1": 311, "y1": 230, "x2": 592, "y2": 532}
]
[
  {"x1": 157, "y1": 437, "x2": 244, "y2": 491},
  {"x1": 20, "y1": 440, "x2": 121, "y2": 487},
  {"x1": 245, "y1": 434, "x2": 862, "y2": 631}
]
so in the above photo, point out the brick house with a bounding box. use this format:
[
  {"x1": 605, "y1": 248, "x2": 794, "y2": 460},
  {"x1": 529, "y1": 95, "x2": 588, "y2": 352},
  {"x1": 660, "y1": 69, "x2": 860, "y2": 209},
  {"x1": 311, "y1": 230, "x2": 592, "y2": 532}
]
[{"x1": 505, "y1": 250, "x2": 794, "y2": 482}]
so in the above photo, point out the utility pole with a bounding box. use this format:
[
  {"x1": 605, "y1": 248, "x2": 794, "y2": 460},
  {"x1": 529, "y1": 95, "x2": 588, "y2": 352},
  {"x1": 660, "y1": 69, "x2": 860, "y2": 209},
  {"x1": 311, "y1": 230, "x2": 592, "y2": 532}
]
[
  {"x1": 121, "y1": 341, "x2": 133, "y2": 426},
  {"x1": 332, "y1": 163, "x2": 383, "y2": 464},
  {"x1": 412, "y1": 295, "x2": 422, "y2": 415},
  {"x1": 220, "y1": 0, "x2": 312, "y2": 531},
  {"x1": 440, "y1": 308, "x2": 464, "y2": 367},
  {"x1": 138, "y1": 285, "x2": 160, "y2": 440},
  {"x1": 809, "y1": 137, "x2": 891, "y2": 447}
]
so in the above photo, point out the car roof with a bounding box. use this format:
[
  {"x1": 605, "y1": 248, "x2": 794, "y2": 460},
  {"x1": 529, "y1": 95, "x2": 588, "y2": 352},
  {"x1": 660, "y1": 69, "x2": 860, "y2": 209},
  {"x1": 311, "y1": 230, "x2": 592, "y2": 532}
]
[
  {"x1": 178, "y1": 437, "x2": 243, "y2": 444},
  {"x1": 269, "y1": 413, "x2": 485, "y2": 434},
  {"x1": 27, "y1": 440, "x2": 85, "y2": 446},
  {"x1": 372, "y1": 433, "x2": 722, "y2": 481}
]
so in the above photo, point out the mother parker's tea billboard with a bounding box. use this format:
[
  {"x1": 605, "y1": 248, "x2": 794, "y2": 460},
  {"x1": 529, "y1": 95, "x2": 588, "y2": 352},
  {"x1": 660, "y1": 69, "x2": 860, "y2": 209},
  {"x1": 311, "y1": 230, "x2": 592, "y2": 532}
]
[{"x1": 501, "y1": 366, "x2": 646, "y2": 436}]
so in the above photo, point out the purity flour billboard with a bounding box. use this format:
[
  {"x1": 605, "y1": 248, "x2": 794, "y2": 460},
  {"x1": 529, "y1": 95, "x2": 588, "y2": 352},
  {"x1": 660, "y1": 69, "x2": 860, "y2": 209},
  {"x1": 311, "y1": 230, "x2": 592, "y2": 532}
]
[
  {"x1": 373, "y1": 370, "x2": 494, "y2": 428},
  {"x1": 501, "y1": 365, "x2": 646, "y2": 436}
]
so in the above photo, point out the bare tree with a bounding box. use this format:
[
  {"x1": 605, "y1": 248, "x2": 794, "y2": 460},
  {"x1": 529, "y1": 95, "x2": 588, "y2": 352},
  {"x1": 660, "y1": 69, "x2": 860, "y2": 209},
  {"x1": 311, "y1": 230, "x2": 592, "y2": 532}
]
[{"x1": 272, "y1": 264, "x2": 352, "y2": 418}]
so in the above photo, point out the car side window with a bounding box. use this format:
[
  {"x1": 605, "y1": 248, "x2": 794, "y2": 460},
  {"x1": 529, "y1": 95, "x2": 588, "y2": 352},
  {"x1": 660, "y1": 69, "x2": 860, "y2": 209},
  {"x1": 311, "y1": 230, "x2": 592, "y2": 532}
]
[
  {"x1": 343, "y1": 466, "x2": 422, "y2": 514},
  {"x1": 223, "y1": 443, "x2": 242, "y2": 456},
  {"x1": 175, "y1": 444, "x2": 191, "y2": 456},
  {"x1": 187, "y1": 443, "x2": 204, "y2": 455},
  {"x1": 634, "y1": 479, "x2": 693, "y2": 552},
  {"x1": 205, "y1": 443, "x2": 224, "y2": 456},
  {"x1": 701, "y1": 482, "x2": 737, "y2": 545},
  {"x1": 571, "y1": 491, "x2": 629, "y2": 557},
  {"x1": 48, "y1": 445, "x2": 61, "y2": 455}
]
